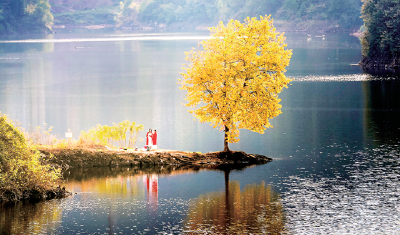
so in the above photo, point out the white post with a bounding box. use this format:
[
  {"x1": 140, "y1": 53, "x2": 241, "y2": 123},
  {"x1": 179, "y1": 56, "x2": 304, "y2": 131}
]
[{"x1": 65, "y1": 128, "x2": 72, "y2": 143}]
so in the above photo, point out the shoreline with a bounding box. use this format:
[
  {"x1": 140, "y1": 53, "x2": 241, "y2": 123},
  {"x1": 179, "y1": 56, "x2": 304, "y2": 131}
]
[
  {"x1": 38, "y1": 147, "x2": 273, "y2": 170},
  {"x1": 49, "y1": 22, "x2": 359, "y2": 34},
  {"x1": 0, "y1": 187, "x2": 71, "y2": 204},
  {"x1": 358, "y1": 56, "x2": 400, "y2": 75},
  {"x1": 359, "y1": 56, "x2": 399, "y2": 69}
]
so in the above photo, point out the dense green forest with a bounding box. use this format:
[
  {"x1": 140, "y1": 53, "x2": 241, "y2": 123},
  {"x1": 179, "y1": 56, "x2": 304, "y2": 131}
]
[
  {"x1": 1, "y1": 0, "x2": 364, "y2": 34},
  {"x1": 360, "y1": 0, "x2": 400, "y2": 68},
  {"x1": 0, "y1": 0, "x2": 53, "y2": 34}
]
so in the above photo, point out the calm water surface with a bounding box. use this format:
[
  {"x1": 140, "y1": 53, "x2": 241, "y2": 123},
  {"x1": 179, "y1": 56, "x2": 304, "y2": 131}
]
[{"x1": 1, "y1": 30, "x2": 399, "y2": 234}]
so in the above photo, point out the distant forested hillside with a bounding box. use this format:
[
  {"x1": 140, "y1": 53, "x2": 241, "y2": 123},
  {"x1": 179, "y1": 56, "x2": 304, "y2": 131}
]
[
  {"x1": 0, "y1": 0, "x2": 53, "y2": 34},
  {"x1": 49, "y1": 0, "x2": 120, "y2": 26},
  {"x1": 49, "y1": 0, "x2": 363, "y2": 31},
  {"x1": 1, "y1": 0, "x2": 364, "y2": 34},
  {"x1": 134, "y1": 0, "x2": 363, "y2": 31}
]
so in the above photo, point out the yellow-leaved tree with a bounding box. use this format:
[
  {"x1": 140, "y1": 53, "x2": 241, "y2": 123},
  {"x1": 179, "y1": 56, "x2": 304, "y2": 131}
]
[{"x1": 180, "y1": 15, "x2": 292, "y2": 152}]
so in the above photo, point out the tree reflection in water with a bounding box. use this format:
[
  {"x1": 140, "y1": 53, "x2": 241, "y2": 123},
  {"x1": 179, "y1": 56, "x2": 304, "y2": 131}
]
[
  {"x1": 1, "y1": 165, "x2": 281, "y2": 234},
  {"x1": 0, "y1": 200, "x2": 62, "y2": 234},
  {"x1": 184, "y1": 170, "x2": 285, "y2": 234}
]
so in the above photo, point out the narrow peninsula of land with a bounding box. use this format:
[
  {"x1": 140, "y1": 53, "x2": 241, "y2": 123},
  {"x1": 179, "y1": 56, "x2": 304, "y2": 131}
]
[{"x1": 38, "y1": 147, "x2": 273, "y2": 170}]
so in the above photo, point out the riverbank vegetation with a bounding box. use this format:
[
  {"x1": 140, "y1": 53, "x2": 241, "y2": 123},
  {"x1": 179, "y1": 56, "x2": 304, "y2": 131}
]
[
  {"x1": 180, "y1": 16, "x2": 292, "y2": 152},
  {"x1": 0, "y1": 116, "x2": 144, "y2": 202},
  {"x1": 359, "y1": 0, "x2": 400, "y2": 70},
  {"x1": 0, "y1": 114, "x2": 64, "y2": 202},
  {"x1": 78, "y1": 121, "x2": 144, "y2": 149},
  {"x1": 25, "y1": 120, "x2": 144, "y2": 150},
  {"x1": 19, "y1": 119, "x2": 271, "y2": 169}
]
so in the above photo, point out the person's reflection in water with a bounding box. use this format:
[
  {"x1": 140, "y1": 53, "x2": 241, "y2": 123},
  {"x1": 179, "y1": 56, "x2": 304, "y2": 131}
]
[{"x1": 144, "y1": 174, "x2": 158, "y2": 215}]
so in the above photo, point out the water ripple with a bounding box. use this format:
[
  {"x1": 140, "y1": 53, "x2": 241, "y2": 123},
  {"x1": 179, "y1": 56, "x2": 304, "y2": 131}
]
[
  {"x1": 292, "y1": 74, "x2": 398, "y2": 82},
  {"x1": 56, "y1": 196, "x2": 191, "y2": 234},
  {"x1": 282, "y1": 145, "x2": 400, "y2": 234}
]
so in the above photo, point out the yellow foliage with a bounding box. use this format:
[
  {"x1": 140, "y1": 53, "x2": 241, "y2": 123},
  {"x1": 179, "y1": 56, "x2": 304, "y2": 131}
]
[
  {"x1": 0, "y1": 113, "x2": 61, "y2": 201},
  {"x1": 180, "y1": 15, "x2": 292, "y2": 150},
  {"x1": 26, "y1": 4, "x2": 36, "y2": 14},
  {"x1": 78, "y1": 120, "x2": 144, "y2": 148}
]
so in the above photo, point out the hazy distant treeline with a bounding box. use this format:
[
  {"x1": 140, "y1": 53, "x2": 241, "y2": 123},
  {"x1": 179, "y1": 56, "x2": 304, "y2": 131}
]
[
  {"x1": 120, "y1": 0, "x2": 363, "y2": 30},
  {"x1": 1, "y1": 0, "x2": 364, "y2": 34}
]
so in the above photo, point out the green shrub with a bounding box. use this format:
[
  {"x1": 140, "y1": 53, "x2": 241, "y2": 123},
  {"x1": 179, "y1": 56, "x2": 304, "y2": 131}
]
[{"x1": 0, "y1": 114, "x2": 61, "y2": 202}]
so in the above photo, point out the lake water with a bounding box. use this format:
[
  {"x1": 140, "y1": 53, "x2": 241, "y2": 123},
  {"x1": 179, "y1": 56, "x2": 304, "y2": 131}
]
[{"x1": 1, "y1": 29, "x2": 400, "y2": 234}]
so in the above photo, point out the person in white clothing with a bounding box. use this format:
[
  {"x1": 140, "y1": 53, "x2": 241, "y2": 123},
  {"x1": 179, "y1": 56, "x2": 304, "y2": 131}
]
[{"x1": 146, "y1": 129, "x2": 153, "y2": 149}]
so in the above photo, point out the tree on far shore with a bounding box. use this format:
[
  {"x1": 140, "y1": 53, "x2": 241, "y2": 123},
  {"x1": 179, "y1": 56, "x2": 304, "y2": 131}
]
[
  {"x1": 180, "y1": 15, "x2": 292, "y2": 152},
  {"x1": 0, "y1": 0, "x2": 53, "y2": 34},
  {"x1": 361, "y1": 0, "x2": 400, "y2": 63}
]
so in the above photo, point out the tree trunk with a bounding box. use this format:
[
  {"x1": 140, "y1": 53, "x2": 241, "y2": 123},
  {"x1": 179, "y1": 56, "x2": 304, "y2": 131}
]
[{"x1": 223, "y1": 125, "x2": 230, "y2": 152}]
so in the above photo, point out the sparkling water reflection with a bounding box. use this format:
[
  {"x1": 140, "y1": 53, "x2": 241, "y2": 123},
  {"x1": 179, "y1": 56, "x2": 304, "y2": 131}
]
[{"x1": 282, "y1": 146, "x2": 400, "y2": 234}]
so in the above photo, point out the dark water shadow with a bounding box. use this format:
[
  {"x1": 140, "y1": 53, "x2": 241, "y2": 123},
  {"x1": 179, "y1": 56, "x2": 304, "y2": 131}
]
[
  {"x1": 362, "y1": 67, "x2": 400, "y2": 78},
  {"x1": 363, "y1": 79, "x2": 400, "y2": 145},
  {"x1": 62, "y1": 163, "x2": 267, "y2": 182}
]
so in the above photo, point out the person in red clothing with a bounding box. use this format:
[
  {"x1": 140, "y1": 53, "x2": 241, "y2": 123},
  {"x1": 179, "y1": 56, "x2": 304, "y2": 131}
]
[{"x1": 152, "y1": 130, "x2": 157, "y2": 149}]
